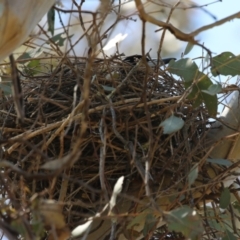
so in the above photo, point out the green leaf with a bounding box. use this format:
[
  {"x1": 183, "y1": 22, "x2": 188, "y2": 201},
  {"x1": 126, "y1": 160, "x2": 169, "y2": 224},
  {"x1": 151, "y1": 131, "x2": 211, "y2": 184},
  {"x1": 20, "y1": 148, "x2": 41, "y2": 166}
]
[
  {"x1": 188, "y1": 164, "x2": 198, "y2": 187},
  {"x1": 206, "y1": 207, "x2": 234, "y2": 234},
  {"x1": 204, "y1": 53, "x2": 210, "y2": 63},
  {"x1": 168, "y1": 59, "x2": 217, "y2": 116},
  {"x1": 166, "y1": 206, "x2": 203, "y2": 239},
  {"x1": 17, "y1": 52, "x2": 32, "y2": 62},
  {"x1": 184, "y1": 42, "x2": 195, "y2": 55},
  {"x1": 31, "y1": 212, "x2": 45, "y2": 238},
  {"x1": 168, "y1": 58, "x2": 200, "y2": 82},
  {"x1": 223, "y1": 230, "x2": 237, "y2": 240},
  {"x1": 25, "y1": 59, "x2": 41, "y2": 76},
  {"x1": 0, "y1": 82, "x2": 12, "y2": 95},
  {"x1": 202, "y1": 92, "x2": 217, "y2": 116},
  {"x1": 127, "y1": 211, "x2": 148, "y2": 229},
  {"x1": 47, "y1": 7, "x2": 55, "y2": 36},
  {"x1": 48, "y1": 32, "x2": 73, "y2": 47},
  {"x1": 17, "y1": 48, "x2": 43, "y2": 63},
  {"x1": 206, "y1": 208, "x2": 223, "y2": 232},
  {"x1": 220, "y1": 188, "x2": 231, "y2": 209},
  {"x1": 186, "y1": 74, "x2": 217, "y2": 116},
  {"x1": 101, "y1": 85, "x2": 116, "y2": 92},
  {"x1": 143, "y1": 214, "x2": 158, "y2": 237},
  {"x1": 160, "y1": 115, "x2": 184, "y2": 134},
  {"x1": 27, "y1": 59, "x2": 40, "y2": 69},
  {"x1": 11, "y1": 219, "x2": 28, "y2": 237},
  {"x1": 202, "y1": 83, "x2": 222, "y2": 96},
  {"x1": 211, "y1": 52, "x2": 240, "y2": 77},
  {"x1": 207, "y1": 158, "x2": 232, "y2": 166},
  {"x1": 233, "y1": 201, "x2": 240, "y2": 213}
]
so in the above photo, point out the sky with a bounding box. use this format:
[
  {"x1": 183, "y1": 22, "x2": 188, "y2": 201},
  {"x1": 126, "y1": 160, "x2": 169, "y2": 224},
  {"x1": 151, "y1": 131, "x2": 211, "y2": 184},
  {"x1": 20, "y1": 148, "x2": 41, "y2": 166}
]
[
  {"x1": 189, "y1": 0, "x2": 240, "y2": 57},
  {"x1": 55, "y1": 0, "x2": 240, "y2": 64}
]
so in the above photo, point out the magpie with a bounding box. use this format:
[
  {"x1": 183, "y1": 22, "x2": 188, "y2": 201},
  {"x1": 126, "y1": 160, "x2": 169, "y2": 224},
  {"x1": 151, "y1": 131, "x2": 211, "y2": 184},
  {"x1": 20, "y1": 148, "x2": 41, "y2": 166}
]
[
  {"x1": 56, "y1": 55, "x2": 175, "y2": 76},
  {"x1": 123, "y1": 54, "x2": 175, "y2": 67}
]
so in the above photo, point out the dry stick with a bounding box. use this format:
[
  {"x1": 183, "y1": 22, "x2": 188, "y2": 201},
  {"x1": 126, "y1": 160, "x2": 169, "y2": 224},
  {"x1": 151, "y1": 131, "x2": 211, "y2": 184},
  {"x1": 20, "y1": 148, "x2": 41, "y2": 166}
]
[
  {"x1": 36, "y1": 24, "x2": 72, "y2": 81},
  {"x1": 132, "y1": 126, "x2": 146, "y2": 182},
  {"x1": 56, "y1": 6, "x2": 76, "y2": 57},
  {"x1": 6, "y1": 96, "x2": 180, "y2": 154},
  {"x1": 134, "y1": 0, "x2": 197, "y2": 43},
  {"x1": 108, "y1": 98, "x2": 150, "y2": 225},
  {"x1": 140, "y1": 19, "x2": 152, "y2": 199},
  {"x1": 229, "y1": 203, "x2": 238, "y2": 234},
  {"x1": 66, "y1": 54, "x2": 93, "y2": 168},
  {"x1": 77, "y1": 11, "x2": 100, "y2": 138},
  {"x1": 195, "y1": 149, "x2": 240, "y2": 205},
  {"x1": 142, "y1": 18, "x2": 167, "y2": 214},
  {"x1": 73, "y1": 0, "x2": 91, "y2": 46},
  {"x1": 107, "y1": 59, "x2": 148, "y2": 99},
  {"x1": 109, "y1": 99, "x2": 128, "y2": 146},
  {"x1": 37, "y1": 24, "x2": 64, "y2": 58},
  {"x1": 191, "y1": 11, "x2": 240, "y2": 37},
  {"x1": 54, "y1": 4, "x2": 96, "y2": 56},
  {"x1": 9, "y1": 54, "x2": 25, "y2": 122},
  {"x1": 67, "y1": 23, "x2": 95, "y2": 57},
  {"x1": 99, "y1": 108, "x2": 108, "y2": 201},
  {"x1": 95, "y1": 12, "x2": 121, "y2": 57},
  {"x1": 157, "y1": 1, "x2": 179, "y2": 62},
  {"x1": 58, "y1": 131, "x2": 69, "y2": 204},
  {"x1": 52, "y1": 2, "x2": 114, "y2": 213},
  {"x1": 135, "y1": 0, "x2": 240, "y2": 57}
]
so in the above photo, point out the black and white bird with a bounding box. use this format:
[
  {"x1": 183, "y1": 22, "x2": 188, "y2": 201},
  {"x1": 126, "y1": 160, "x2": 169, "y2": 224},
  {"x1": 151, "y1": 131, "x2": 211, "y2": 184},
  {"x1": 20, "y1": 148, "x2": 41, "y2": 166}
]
[
  {"x1": 56, "y1": 54, "x2": 176, "y2": 77},
  {"x1": 122, "y1": 54, "x2": 176, "y2": 67},
  {"x1": 65, "y1": 54, "x2": 175, "y2": 69}
]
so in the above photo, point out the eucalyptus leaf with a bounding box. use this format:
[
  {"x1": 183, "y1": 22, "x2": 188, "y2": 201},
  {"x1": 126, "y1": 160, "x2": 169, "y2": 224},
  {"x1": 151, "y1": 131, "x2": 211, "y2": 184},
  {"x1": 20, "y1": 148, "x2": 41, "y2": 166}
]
[
  {"x1": 11, "y1": 219, "x2": 28, "y2": 238},
  {"x1": 168, "y1": 58, "x2": 199, "y2": 82},
  {"x1": 101, "y1": 85, "x2": 116, "y2": 92},
  {"x1": 25, "y1": 59, "x2": 41, "y2": 76},
  {"x1": 127, "y1": 212, "x2": 149, "y2": 229},
  {"x1": 47, "y1": 7, "x2": 55, "y2": 36},
  {"x1": 207, "y1": 158, "x2": 232, "y2": 166},
  {"x1": 184, "y1": 42, "x2": 195, "y2": 55},
  {"x1": 186, "y1": 74, "x2": 217, "y2": 116},
  {"x1": 17, "y1": 52, "x2": 32, "y2": 62},
  {"x1": 17, "y1": 47, "x2": 43, "y2": 63},
  {"x1": 47, "y1": 32, "x2": 73, "y2": 47},
  {"x1": 223, "y1": 230, "x2": 237, "y2": 240},
  {"x1": 211, "y1": 52, "x2": 240, "y2": 76},
  {"x1": 168, "y1": 58, "x2": 217, "y2": 116},
  {"x1": 143, "y1": 214, "x2": 158, "y2": 237},
  {"x1": 202, "y1": 83, "x2": 222, "y2": 96},
  {"x1": 41, "y1": 156, "x2": 69, "y2": 170},
  {"x1": 233, "y1": 201, "x2": 240, "y2": 213},
  {"x1": 188, "y1": 164, "x2": 198, "y2": 187},
  {"x1": 0, "y1": 82, "x2": 12, "y2": 95},
  {"x1": 220, "y1": 188, "x2": 231, "y2": 209},
  {"x1": 166, "y1": 206, "x2": 203, "y2": 239},
  {"x1": 160, "y1": 115, "x2": 184, "y2": 134}
]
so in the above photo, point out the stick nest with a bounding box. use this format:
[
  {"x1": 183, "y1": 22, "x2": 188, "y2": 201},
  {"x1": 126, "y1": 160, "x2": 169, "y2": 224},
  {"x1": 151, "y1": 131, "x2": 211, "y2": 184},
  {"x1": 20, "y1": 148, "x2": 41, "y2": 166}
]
[{"x1": 0, "y1": 57, "x2": 234, "y2": 239}]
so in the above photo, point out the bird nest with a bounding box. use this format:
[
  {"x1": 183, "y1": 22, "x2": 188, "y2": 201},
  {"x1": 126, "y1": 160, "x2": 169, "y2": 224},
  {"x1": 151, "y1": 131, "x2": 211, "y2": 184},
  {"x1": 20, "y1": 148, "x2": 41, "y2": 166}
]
[{"x1": 0, "y1": 56, "x2": 237, "y2": 239}]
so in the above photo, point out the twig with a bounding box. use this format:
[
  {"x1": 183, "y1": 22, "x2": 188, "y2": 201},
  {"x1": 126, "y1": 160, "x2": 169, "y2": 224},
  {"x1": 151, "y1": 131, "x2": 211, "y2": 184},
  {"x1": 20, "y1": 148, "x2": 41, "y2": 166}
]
[{"x1": 99, "y1": 107, "x2": 108, "y2": 201}]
